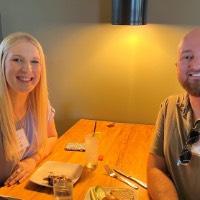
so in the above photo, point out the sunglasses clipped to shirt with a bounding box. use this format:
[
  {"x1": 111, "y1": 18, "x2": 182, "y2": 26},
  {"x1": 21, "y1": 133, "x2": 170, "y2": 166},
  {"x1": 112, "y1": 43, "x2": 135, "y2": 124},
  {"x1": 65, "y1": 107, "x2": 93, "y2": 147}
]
[{"x1": 177, "y1": 120, "x2": 200, "y2": 166}]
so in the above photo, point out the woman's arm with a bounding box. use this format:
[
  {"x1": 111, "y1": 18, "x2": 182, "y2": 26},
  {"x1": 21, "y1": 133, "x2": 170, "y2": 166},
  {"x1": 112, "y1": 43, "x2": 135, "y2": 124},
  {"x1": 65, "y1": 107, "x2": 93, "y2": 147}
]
[
  {"x1": 29, "y1": 119, "x2": 58, "y2": 164},
  {"x1": 5, "y1": 120, "x2": 58, "y2": 186},
  {"x1": 147, "y1": 153, "x2": 179, "y2": 200}
]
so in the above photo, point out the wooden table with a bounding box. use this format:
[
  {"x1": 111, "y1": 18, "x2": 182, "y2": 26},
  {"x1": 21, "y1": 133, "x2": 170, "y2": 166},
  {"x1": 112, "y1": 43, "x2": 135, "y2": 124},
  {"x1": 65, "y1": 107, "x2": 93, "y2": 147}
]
[{"x1": 0, "y1": 119, "x2": 155, "y2": 200}]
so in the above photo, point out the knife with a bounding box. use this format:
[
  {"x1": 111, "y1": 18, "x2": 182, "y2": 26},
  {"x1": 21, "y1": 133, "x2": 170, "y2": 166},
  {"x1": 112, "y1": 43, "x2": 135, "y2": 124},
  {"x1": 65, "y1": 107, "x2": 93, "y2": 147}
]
[{"x1": 113, "y1": 169, "x2": 148, "y2": 189}]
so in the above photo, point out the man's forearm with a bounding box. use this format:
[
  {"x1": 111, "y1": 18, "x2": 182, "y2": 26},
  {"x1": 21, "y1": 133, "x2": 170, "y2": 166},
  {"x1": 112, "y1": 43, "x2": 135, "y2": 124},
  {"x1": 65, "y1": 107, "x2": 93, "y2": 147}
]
[{"x1": 148, "y1": 168, "x2": 179, "y2": 200}]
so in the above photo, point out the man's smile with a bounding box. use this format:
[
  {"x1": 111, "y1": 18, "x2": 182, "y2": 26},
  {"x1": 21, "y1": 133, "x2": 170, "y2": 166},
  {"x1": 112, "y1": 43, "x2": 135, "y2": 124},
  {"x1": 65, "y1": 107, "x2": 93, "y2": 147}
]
[{"x1": 188, "y1": 72, "x2": 200, "y2": 77}]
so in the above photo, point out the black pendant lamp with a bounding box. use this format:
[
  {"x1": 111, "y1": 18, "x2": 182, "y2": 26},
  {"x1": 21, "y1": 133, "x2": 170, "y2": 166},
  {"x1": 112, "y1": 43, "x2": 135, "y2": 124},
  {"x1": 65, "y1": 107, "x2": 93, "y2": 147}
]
[{"x1": 112, "y1": 0, "x2": 147, "y2": 25}]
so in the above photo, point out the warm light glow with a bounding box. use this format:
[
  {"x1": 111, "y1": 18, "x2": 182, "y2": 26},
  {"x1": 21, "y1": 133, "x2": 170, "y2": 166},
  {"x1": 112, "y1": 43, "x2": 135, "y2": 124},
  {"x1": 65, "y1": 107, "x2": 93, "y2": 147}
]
[{"x1": 48, "y1": 23, "x2": 189, "y2": 127}]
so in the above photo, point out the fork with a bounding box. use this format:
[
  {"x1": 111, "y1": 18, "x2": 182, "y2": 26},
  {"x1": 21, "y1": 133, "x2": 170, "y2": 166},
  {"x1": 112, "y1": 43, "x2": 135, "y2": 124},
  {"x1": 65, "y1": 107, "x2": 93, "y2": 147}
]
[{"x1": 104, "y1": 165, "x2": 138, "y2": 190}]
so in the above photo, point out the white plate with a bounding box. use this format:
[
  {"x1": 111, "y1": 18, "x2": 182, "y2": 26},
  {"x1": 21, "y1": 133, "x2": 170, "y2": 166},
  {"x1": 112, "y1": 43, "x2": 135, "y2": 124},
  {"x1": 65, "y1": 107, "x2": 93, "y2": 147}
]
[
  {"x1": 30, "y1": 161, "x2": 83, "y2": 187},
  {"x1": 84, "y1": 186, "x2": 138, "y2": 200}
]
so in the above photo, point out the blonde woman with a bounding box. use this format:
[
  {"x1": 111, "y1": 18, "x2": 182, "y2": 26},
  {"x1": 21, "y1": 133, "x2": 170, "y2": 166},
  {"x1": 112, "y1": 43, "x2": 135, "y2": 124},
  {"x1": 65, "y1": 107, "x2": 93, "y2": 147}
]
[{"x1": 0, "y1": 32, "x2": 58, "y2": 186}]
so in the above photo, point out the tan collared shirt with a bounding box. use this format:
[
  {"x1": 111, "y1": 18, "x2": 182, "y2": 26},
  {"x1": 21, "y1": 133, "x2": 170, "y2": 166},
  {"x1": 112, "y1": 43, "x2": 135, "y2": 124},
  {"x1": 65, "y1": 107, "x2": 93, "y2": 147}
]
[{"x1": 151, "y1": 93, "x2": 200, "y2": 200}]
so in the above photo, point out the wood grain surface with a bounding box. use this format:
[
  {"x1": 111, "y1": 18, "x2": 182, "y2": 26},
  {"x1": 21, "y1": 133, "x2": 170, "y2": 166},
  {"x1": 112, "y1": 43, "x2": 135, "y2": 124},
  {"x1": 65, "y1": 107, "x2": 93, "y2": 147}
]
[{"x1": 0, "y1": 119, "x2": 155, "y2": 200}]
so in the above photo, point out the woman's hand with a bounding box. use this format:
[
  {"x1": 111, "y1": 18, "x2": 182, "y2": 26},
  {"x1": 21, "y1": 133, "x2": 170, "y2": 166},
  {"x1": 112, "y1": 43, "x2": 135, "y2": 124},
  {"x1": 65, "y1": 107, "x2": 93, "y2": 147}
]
[{"x1": 4, "y1": 158, "x2": 37, "y2": 186}]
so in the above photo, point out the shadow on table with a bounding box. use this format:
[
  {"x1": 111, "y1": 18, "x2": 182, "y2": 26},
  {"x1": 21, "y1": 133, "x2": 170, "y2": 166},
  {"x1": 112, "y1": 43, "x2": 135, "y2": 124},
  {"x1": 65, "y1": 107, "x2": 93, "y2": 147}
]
[{"x1": 25, "y1": 181, "x2": 53, "y2": 195}]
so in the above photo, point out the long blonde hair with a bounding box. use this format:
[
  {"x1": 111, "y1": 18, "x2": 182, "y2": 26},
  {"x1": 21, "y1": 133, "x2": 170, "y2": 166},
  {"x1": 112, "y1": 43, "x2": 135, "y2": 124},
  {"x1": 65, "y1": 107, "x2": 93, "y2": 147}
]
[{"x1": 0, "y1": 32, "x2": 48, "y2": 162}]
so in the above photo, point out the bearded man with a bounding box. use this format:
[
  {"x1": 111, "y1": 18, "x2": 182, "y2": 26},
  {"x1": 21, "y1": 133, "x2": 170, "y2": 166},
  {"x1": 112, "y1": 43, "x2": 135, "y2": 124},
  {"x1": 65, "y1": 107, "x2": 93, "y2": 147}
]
[{"x1": 147, "y1": 28, "x2": 200, "y2": 200}]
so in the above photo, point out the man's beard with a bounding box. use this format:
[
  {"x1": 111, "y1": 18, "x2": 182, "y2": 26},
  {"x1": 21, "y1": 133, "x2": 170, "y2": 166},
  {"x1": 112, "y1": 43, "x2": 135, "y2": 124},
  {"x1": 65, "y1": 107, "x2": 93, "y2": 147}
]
[{"x1": 180, "y1": 78, "x2": 200, "y2": 97}]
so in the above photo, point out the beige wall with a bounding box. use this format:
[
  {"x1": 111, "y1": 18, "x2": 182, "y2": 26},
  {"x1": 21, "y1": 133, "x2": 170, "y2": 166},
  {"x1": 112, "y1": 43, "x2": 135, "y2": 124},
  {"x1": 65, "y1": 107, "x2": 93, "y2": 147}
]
[{"x1": 0, "y1": 0, "x2": 199, "y2": 134}]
